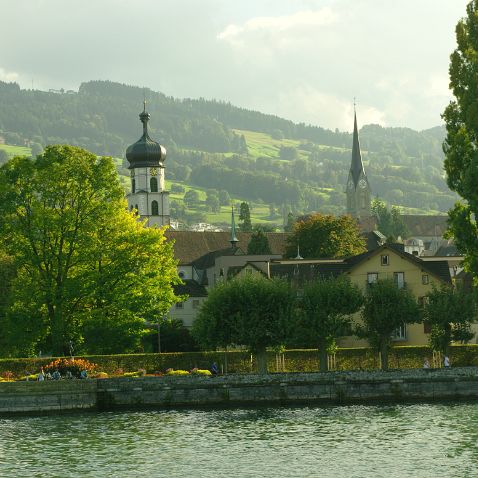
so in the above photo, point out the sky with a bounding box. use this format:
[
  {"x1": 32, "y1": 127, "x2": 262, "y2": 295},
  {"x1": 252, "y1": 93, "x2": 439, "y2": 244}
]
[{"x1": 0, "y1": 0, "x2": 471, "y2": 131}]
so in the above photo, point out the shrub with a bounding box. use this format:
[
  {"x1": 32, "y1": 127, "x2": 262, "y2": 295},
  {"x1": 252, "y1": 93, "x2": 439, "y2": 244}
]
[
  {"x1": 166, "y1": 369, "x2": 190, "y2": 376},
  {"x1": 95, "y1": 372, "x2": 109, "y2": 379},
  {"x1": 44, "y1": 358, "x2": 97, "y2": 378},
  {"x1": 190, "y1": 369, "x2": 212, "y2": 376}
]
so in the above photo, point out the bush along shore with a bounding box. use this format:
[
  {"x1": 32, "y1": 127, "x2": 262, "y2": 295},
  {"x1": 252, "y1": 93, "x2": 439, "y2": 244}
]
[{"x1": 1, "y1": 345, "x2": 478, "y2": 381}]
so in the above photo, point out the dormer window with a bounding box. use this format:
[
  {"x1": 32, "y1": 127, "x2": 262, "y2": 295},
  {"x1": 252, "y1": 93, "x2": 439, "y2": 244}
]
[{"x1": 381, "y1": 255, "x2": 389, "y2": 266}]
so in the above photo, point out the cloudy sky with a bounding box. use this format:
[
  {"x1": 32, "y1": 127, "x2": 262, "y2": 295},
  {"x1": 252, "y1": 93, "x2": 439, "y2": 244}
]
[{"x1": 0, "y1": 0, "x2": 470, "y2": 131}]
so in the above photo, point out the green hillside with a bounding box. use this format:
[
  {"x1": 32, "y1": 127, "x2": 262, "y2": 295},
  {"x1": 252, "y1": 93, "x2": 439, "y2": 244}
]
[{"x1": 0, "y1": 79, "x2": 456, "y2": 225}]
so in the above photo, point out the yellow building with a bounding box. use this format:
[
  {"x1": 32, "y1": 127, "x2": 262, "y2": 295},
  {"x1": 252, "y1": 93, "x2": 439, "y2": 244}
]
[{"x1": 269, "y1": 243, "x2": 452, "y2": 347}]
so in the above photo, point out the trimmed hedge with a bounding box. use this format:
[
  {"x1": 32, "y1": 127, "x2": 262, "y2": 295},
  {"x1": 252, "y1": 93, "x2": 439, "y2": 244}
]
[{"x1": 1, "y1": 345, "x2": 478, "y2": 377}]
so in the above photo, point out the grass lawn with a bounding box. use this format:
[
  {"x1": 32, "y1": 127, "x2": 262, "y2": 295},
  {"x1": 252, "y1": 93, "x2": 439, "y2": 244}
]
[{"x1": 0, "y1": 144, "x2": 31, "y2": 157}]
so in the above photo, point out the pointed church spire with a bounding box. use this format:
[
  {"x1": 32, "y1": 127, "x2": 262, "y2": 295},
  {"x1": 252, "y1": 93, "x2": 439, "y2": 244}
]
[
  {"x1": 350, "y1": 106, "x2": 365, "y2": 187},
  {"x1": 230, "y1": 205, "x2": 239, "y2": 249},
  {"x1": 294, "y1": 243, "x2": 303, "y2": 260}
]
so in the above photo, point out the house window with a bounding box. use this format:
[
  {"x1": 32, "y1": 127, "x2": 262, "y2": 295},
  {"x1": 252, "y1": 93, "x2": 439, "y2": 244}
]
[
  {"x1": 418, "y1": 296, "x2": 429, "y2": 307},
  {"x1": 422, "y1": 274, "x2": 429, "y2": 285},
  {"x1": 150, "y1": 177, "x2": 158, "y2": 192},
  {"x1": 132, "y1": 179, "x2": 136, "y2": 193},
  {"x1": 394, "y1": 272, "x2": 405, "y2": 289},
  {"x1": 178, "y1": 271, "x2": 185, "y2": 279},
  {"x1": 367, "y1": 273, "x2": 378, "y2": 286},
  {"x1": 392, "y1": 323, "x2": 407, "y2": 341},
  {"x1": 151, "y1": 200, "x2": 159, "y2": 216},
  {"x1": 423, "y1": 320, "x2": 432, "y2": 334},
  {"x1": 175, "y1": 302, "x2": 184, "y2": 309},
  {"x1": 381, "y1": 255, "x2": 389, "y2": 266},
  {"x1": 192, "y1": 300, "x2": 200, "y2": 309}
]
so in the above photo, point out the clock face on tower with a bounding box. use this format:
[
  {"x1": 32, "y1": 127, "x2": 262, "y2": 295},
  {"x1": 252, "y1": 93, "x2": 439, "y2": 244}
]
[
  {"x1": 347, "y1": 180, "x2": 354, "y2": 190},
  {"x1": 150, "y1": 167, "x2": 158, "y2": 176},
  {"x1": 358, "y1": 179, "x2": 367, "y2": 189}
]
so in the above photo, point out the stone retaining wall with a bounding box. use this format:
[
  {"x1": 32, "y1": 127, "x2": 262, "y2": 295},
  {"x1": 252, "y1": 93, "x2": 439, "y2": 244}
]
[{"x1": 2, "y1": 368, "x2": 478, "y2": 414}]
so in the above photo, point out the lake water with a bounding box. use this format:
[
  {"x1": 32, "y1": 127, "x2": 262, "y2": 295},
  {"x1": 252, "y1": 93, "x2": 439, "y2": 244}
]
[{"x1": 1, "y1": 403, "x2": 478, "y2": 477}]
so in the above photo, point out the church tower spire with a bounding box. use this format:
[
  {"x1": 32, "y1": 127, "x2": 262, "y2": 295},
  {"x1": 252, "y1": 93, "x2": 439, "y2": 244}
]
[
  {"x1": 346, "y1": 105, "x2": 371, "y2": 218},
  {"x1": 125, "y1": 103, "x2": 170, "y2": 227}
]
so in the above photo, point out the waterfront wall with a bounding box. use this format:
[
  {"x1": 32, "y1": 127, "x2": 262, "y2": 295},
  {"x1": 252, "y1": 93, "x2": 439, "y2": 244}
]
[{"x1": 2, "y1": 368, "x2": 478, "y2": 414}]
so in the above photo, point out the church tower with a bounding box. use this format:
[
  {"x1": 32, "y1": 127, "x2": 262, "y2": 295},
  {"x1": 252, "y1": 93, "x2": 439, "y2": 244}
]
[
  {"x1": 346, "y1": 109, "x2": 371, "y2": 218},
  {"x1": 126, "y1": 103, "x2": 170, "y2": 226}
]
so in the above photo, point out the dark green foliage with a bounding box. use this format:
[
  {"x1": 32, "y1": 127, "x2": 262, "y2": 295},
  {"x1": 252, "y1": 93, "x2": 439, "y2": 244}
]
[
  {"x1": 247, "y1": 229, "x2": 272, "y2": 254},
  {"x1": 357, "y1": 279, "x2": 421, "y2": 370},
  {"x1": 297, "y1": 277, "x2": 363, "y2": 371},
  {"x1": 155, "y1": 319, "x2": 199, "y2": 353},
  {"x1": 193, "y1": 276, "x2": 296, "y2": 373},
  {"x1": 286, "y1": 213, "x2": 366, "y2": 258},
  {"x1": 205, "y1": 190, "x2": 220, "y2": 213},
  {"x1": 371, "y1": 198, "x2": 409, "y2": 239},
  {"x1": 443, "y1": 1, "x2": 478, "y2": 278},
  {"x1": 0, "y1": 80, "x2": 456, "y2": 215},
  {"x1": 239, "y1": 202, "x2": 252, "y2": 232},
  {"x1": 424, "y1": 284, "x2": 477, "y2": 354},
  {"x1": 183, "y1": 189, "x2": 200, "y2": 208},
  {"x1": 279, "y1": 145, "x2": 298, "y2": 160},
  {"x1": 218, "y1": 189, "x2": 231, "y2": 206}
]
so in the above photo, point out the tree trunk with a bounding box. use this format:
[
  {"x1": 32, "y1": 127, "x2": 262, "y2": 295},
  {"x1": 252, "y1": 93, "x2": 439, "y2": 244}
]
[
  {"x1": 256, "y1": 347, "x2": 268, "y2": 374},
  {"x1": 49, "y1": 302, "x2": 65, "y2": 356},
  {"x1": 380, "y1": 341, "x2": 389, "y2": 371},
  {"x1": 318, "y1": 338, "x2": 328, "y2": 372}
]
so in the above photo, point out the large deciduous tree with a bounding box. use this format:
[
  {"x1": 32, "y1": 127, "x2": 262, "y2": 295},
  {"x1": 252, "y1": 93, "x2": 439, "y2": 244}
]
[
  {"x1": 357, "y1": 279, "x2": 420, "y2": 370},
  {"x1": 424, "y1": 284, "x2": 476, "y2": 355},
  {"x1": 298, "y1": 277, "x2": 363, "y2": 372},
  {"x1": 192, "y1": 276, "x2": 295, "y2": 374},
  {"x1": 443, "y1": 1, "x2": 478, "y2": 277},
  {"x1": 286, "y1": 213, "x2": 366, "y2": 259},
  {"x1": 371, "y1": 198, "x2": 408, "y2": 240},
  {"x1": 0, "y1": 145, "x2": 180, "y2": 356}
]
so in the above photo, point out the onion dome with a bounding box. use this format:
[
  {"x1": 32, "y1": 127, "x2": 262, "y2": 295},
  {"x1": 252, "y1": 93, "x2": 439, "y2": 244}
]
[{"x1": 126, "y1": 102, "x2": 166, "y2": 169}]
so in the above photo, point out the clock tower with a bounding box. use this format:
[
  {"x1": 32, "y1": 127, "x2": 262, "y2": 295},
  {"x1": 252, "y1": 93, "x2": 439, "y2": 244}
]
[
  {"x1": 346, "y1": 109, "x2": 371, "y2": 218},
  {"x1": 126, "y1": 102, "x2": 170, "y2": 227}
]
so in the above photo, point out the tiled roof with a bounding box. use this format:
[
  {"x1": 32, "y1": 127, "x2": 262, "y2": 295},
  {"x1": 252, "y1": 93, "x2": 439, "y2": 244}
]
[
  {"x1": 401, "y1": 215, "x2": 448, "y2": 237},
  {"x1": 166, "y1": 231, "x2": 290, "y2": 264},
  {"x1": 345, "y1": 243, "x2": 451, "y2": 284},
  {"x1": 270, "y1": 262, "x2": 350, "y2": 284},
  {"x1": 173, "y1": 279, "x2": 208, "y2": 297}
]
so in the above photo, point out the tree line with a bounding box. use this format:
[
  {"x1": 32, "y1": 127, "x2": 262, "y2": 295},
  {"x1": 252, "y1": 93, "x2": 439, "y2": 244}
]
[{"x1": 193, "y1": 275, "x2": 477, "y2": 374}]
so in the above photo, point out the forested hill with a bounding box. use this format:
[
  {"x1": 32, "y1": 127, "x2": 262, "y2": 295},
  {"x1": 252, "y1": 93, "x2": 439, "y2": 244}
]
[{"x1": 0, "y1": 80, "x2": 455, "y2": 216}]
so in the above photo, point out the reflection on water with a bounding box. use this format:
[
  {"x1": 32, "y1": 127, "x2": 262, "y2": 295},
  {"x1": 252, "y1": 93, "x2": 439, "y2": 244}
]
[{"x1": 1, "y1": 403, "x2": 478, "y2": 477}]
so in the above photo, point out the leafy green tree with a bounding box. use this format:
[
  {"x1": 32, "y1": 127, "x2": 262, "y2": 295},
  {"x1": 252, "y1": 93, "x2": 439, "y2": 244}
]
[
  {"x1": 183, "y1": 189, "x2": 200, "y2": 209},
  {"x1": 155, "y1": 318, "x2": 199, "y2": 352},
  {"x1": 205, "y1": 190, "x2": 220, "y2": 213},
  {"x1": 357, "y1": 279, "x2": 420, "y2": 370},
  {"x1": 286, "y1": 213, "x2": 366, "y2": 258},
  {"x1": 371, "y1": 198, "x2": 408, "y2": 240},
  {"x1": 247, "y1": 229, "x2": 272, "y2": 254},
  {"x1": 443, "y1": 1, "x2": 478, "y2": 276},
  {"x1": 424, "y1": 284, "x2": 477, "y2": 355},
  {"x1": 284, "y1": 211, "x2": 295, "y2": 232},
  {"x1": 239, "y1": 202, "x2": 252, "y2": 232},
  {"x1": 0, "y1": 145, "x2": 180, "y2": 356},
  {"x1": 193, "y1": 276, "x2": 295, "y2": 374},
  {"x1": 218, "y1": 189, "x2": 231, "y2": 206},
  {"x1": 298, "y1": 277, "x2": 363, "y2": 372},
  {"x1": 279, "y1": 145, "x2": 298, "y2": 160}
]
